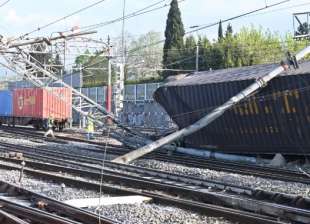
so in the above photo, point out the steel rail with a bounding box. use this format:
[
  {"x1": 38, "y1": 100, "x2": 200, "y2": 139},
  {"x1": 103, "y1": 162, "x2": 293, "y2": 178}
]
[
  {"x1": 0, "y1": 145, "x2": 309, "y2": 223},
  {"x1": 0, "y1": 180, "x2": 117, "y2": 224},
  {"x1": 0, "y1": 132, "x2": 309, "y2": 186},
  {"x1": 0, "y1": 163, "x2": 285, "y2": 224},
  {"x1": 0, "y1": 209, "x2": 29, "y2": 224}
]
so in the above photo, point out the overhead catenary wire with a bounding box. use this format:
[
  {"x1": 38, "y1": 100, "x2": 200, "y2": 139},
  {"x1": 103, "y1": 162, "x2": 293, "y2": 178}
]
[
  {"x1": 72, "y1": 39, "x2": 304, "y2": 71},
  {"x1": 6, "y1": 0, "x2": 294, "y2": 75},
  {"x1": 15, "y1": 0, "x2": 108, "y2": 41},
  {"x1": 0, "y1": 0, "x2": 10, "y2": 8},
  {"x1": 128, "y1": 0, "x2": 290, "y2": 54},
  {"x1": 185, "y1": 0, "x2": 291, "y2": 35},
  {"x1": 78, "y1": 0, "x2": 170, "y2": 32},
  {"x1": 61, "y1": 0, "x2": 287, "y2": 70},
  {"x1": 21, "y1": 34, "x2": 306, "y2": 74},
  {"x1": 193, "y1": 1, "x2": 310, "y2": 29},
  {"x1": 238, "y1": 1, "x2": 310, "y2": 19},
  {"x1": 69, "y1": 0, "x2": 186, "y2": 70}
]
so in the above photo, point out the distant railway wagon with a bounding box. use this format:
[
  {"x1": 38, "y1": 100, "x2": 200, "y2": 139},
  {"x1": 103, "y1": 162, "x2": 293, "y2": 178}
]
[
  {"x1": 154, "y1": 61, "x2": 310, "y2": 155},
  {"x1": 0, "y1": 90, "x2": 13, "y2": 117},
  {"x1": 0, "y1": 87, "x2": 72, "y2": 130}
]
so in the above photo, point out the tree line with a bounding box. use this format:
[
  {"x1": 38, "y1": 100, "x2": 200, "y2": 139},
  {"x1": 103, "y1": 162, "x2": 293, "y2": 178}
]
[
  {"x1": 70, "y1": 0, "x2": 308, "y2": 87},
  {"x1": 163, "y1": 0, "x2": 308, "y2": 78}
]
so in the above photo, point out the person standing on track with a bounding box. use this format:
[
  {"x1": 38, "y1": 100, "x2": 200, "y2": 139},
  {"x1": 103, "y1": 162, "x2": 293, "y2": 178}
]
[
  {"x1": 44, "y1": 117, "x2": 55, "y2": 139},
  {"x1": 86, "y1": 116, "x2": 95, "y2": 140}
]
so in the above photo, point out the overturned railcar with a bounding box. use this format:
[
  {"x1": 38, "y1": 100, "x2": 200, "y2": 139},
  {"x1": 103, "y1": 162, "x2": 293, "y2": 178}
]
[{"x1": 154, "y1": 62, "x2": 310, "y2": 155}]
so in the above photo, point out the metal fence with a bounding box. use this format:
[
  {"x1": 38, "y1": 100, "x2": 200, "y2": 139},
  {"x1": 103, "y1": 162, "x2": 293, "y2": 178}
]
[
  {"x1": 124, "y1": 83, "x2": 162, "y2": 102},
  {"x1": 79, "y1": 83, "x2": 174, "y2": 129}
]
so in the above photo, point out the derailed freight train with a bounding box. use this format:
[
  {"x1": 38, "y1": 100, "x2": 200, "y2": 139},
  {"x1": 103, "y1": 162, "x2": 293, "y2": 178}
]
[
  {"x1": 154, "y1": 61, "x2": 310, "y2": 155},
  {"x1": 0, "y1": 87, "x2": 72, "y2": 130}
]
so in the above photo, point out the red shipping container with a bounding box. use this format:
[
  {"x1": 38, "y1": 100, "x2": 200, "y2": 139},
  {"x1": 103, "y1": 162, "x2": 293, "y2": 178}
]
[{"x1": 13, "y1": 87, "x2": 72, "y2": 120}]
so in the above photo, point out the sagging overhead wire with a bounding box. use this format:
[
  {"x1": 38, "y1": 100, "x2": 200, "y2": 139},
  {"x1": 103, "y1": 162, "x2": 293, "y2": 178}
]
[
  {"x1": 186, "y1": 0, "x2": 291, "y2": 35},
  {"x1": 0, "y1": 0, "x2": 10, "y2": 8},
  {"x1": 15, "y1": 0, "x2": 108, "y2": 41},
  {"x1": 66, "y1": 0, "x2": 290, "y2": 67},
  {"x1": 244, "y1": 1, "x2": 310, "y2": 18},
  {"x1": 78, "y1": 0, "x2": 169, "y2": 32},
  {"x1": 77, "y1": 0, "x2": 187, "y2": 70},
  {"x1": 129, "y1": 0, "x2": 291, "y2": 54}
]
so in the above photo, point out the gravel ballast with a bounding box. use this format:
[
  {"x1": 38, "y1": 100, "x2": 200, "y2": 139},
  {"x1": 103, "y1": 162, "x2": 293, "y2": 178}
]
[
  {"x1": 1, "y1": 129, "x2": 310, "y2": 223},
  {"x1": 0, "y1": 168, "x2": 233, "y2": 224},
  {"x1": 1, "y1": 129, "x2": 310, "y2": 198},
  {"x1": 96, "y1": 204, "x2": 232, "y2": 224},
  {"x1": 0, "y1": 169, "x2": 105, "y2": 201},
  {"x1": 132, "y1": 159, "x2": 310, "y2": 197}
]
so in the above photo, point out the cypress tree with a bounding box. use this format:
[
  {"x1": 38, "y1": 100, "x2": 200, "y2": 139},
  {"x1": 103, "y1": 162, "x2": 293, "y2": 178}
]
[
  {"x1": 218, "y1": 20, "x2": 223, "y2": 41},
  {"x1": 162, "y1": 0, "x2": 185, "y2": 78},
  {"x1": 226, "y1": 23, "x2": 233, "y2": 37}
]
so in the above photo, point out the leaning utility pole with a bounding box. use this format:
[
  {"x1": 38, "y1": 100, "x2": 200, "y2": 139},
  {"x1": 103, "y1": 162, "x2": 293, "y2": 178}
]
[
  {"x1": 114, "y1": 0, "x2": 126, "y2": 118},
  {"x1": 106, "y1": 35, "x2": 112, "y2": 113},
  {"x1": 112, "y1": 46, "x2": 310, "y2": 164}
]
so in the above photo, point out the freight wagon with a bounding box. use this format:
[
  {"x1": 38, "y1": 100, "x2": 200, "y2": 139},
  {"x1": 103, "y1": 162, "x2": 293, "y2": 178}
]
[
  {"x1": 0, "y1": 87, "x2": 72, "y2": 130},
  {"x1": 0, "y1": 90, "x2": 13, "y2": 125},
  {"x1": 154, "y1": 61, "x2": 310, "y2": 155}
]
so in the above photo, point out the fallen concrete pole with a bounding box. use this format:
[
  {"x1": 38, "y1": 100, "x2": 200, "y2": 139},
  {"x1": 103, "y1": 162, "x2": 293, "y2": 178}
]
[
  {"x1": 65, "y1": 196, "x2": 152, "y2": 208},
  {"x1": 175, "y1": 147, "x2": 258, "y2": 164},
  {"x1": 112, "y1": 46, "x2": 310, "y2": 164}
]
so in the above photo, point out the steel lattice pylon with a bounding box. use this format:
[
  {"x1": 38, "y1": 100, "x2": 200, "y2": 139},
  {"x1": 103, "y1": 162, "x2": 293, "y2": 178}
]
[{"x1": 0, "y1": 44, "x2": 150, "y2": 149}]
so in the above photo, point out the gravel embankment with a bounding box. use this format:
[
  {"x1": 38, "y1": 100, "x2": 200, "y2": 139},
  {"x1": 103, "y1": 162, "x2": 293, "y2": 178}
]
[
  {"x1": 0, "y1": 129, "x2": 310, "y2": 224},
  {"x1": 2, "y1": 130, "x2": 310, "y2": 198},
  {"x1": 0, "y1": 169, "x2": 105, "y2": 201},
  {"x1": 96, "y1": 204, "x2": 232, "y2": 224},
  {"x1": 0, "y1": 169, "x2": 233, "y2": 224},
  {"x1": 132, "y1": 159, "x2": 310, "y2": 197}
]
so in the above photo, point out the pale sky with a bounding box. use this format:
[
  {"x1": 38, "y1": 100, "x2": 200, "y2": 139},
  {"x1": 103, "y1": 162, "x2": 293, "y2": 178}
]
[
  {"x1": 0, "y1": 0, "x2": 310, "y2": 79},
  {"x1": 0, "y1": 0, "x2": 310, "y2": 42}
]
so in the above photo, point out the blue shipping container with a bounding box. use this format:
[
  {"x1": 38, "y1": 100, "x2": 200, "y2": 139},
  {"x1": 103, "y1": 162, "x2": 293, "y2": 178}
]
[{"x1": 0, "y1": 90, "x2": 13, "y2": 116}]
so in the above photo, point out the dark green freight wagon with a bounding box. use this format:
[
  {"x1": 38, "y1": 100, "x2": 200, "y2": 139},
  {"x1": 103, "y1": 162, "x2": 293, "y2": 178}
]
[{"x1": 154, "y1": 62, "x2": 310, "y2": 155}]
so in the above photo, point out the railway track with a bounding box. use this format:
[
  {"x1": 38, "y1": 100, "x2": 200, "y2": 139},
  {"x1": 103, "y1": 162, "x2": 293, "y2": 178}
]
[
  {"x1": 0, "y1": 161, "x2": 283, "y2": 224},
  {"x1": 0, "y1": 180, "x2": 116, "y2": 224},
  {"x1": 1, "y1": 126, "x2": 309, "y2": 186},
  {"x1": 0, "y1": 142, "x2": 310, "y2": 223}
]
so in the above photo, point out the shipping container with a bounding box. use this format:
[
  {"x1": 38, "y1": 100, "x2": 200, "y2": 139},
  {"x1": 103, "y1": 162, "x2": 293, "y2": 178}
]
[
  {"x1": 154, "y1": 61, "x2": 310, "y2": 155},
  {"x1": 0, "y1": 90, "x2": 13, "y2": 116},
  {"x1": 13, "y1": 87, "x2": 72, "y2": 120}
]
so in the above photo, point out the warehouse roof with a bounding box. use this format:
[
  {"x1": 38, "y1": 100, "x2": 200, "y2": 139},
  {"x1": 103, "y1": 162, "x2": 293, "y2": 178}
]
[{"x1": 164, "y1": 60, "x2": 310, "y2": 86}]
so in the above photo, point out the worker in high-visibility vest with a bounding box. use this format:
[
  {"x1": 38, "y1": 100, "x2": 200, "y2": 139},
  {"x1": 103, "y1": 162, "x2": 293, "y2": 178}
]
[
  {"x1": 86, "y1": 117, "x2": 95, "y2": 140},
  {"x1": 44, "y1": 117, "x2": 55, "y2": 139}
]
